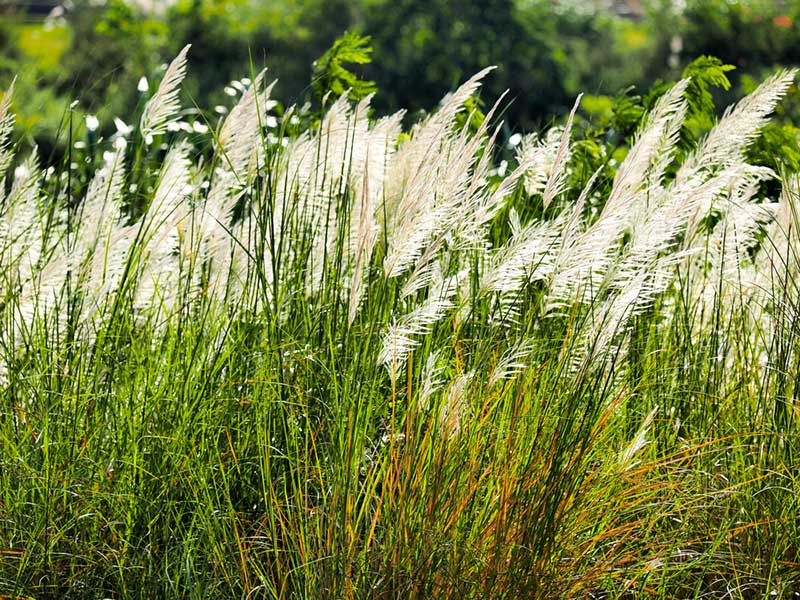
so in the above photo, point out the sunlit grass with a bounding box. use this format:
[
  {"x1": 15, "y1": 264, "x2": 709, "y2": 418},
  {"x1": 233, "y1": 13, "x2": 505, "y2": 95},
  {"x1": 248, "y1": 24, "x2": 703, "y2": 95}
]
[{"x1": 0, "y1": 51, "x2": 799, "y2": 599}]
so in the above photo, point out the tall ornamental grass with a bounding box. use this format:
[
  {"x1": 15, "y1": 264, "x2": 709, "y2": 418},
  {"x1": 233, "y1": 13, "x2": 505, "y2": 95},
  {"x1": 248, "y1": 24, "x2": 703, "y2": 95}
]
[{"x1": 1, "y1": 49, "x2": 799, "y2": 598}]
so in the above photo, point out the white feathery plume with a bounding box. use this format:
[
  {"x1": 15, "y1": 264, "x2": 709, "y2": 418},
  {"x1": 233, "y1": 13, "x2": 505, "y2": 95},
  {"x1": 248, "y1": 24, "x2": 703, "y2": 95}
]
[
  {"x1": 342, "y1": 94, "x2": 379, "y2": 194},
  {"x1": 144, "y1": 141, "x2": 193, "y2": 244},
  {"x1": 676, "y1": 68, "x2": 796, "y2": 184},
  {"x1": 759, "y1": 175, "x2": 800, "y2": 284},
  {"x1": 355, "y1": 111, "x2": 403, "y2": 215},
  {"x1": 391, "y1": 103, "x2": 499, "y2": 270},
  {"x1": 379, "y1": 294, "x2": 454, "y2": 370},
  {"x1": 668, "y1": 71, "x2": 795, "y2": 327},
  {"x1": 603, "y1": 170, "x2": 747, "y2": 334},
  {"x1": 13, "y1": 249, "x2": 71, "y2": 340},
  {"x1": 216, "y1": 70, "x2": 274, "y2": 175},
  {"x1": 306, "y1": 94, "x2": 374, "y2": 293},
  {"x1": 202, "y1": 73, "x2": 277, "y2": 302},
  {"x1": 68, "y1": 147, "x2": 128, "y2": 325},
  {"x1": 602, "y1": 79, "x2": 689, "y2": 221},
  {"x1": 619, "y1": 405, "x2": 658, "y2": 471},
  {"x1": 134, "y1": 141, "x2": 193, "y2": 314},
  {"x1": 0, "y1": 77, "x2": 15, "y2": 180},
  {"x1": 517, "y1": 128, "x2": 561, "y2": 198},
  {"x1": 558, "y1": 81, "x2": 689, "y2": 310},
  {"x1": 546, "y1": 83, "x2": 689, "y2": 312},
  {"x1": 2, "y1": 150, "x2": 42, "y2": 286},
  {"x1": 400, "y1": 263, "x2": 437, "y2": 300},
  {"x1": 693, "y1": 198, "x2": 775, "y2": 320},
  {"x1": 347, "y1": 162, "x2": 375, "y2": 326},
  {"x1": 400, "y1": 243, "x2": 442, "y2": 299},
  {"x1": 749, "y1": 177, "x2": 800, "y2": 351},
  {"x1": 379, "y1": 271, "x2": 457, "y2": 373},
  {"x1": 608, "y1": 179, "x2": 703, "y2": 295},
  {"x1": 450, "y1": 120, "x2": 533, "y2": 251},
  {"x1": 560, "y1": 166, "x2": 600, "y2": 254},
  {"x1": 684, "y1": 164, "x2": 775, "y2": 247},
  {"x1": 488, "y1": 337, "x2": 536, "y2": 386},
  {"x1": 73, "y1": 146, "x2": 126, "y2": 263},
  {"x1": 545, "y1": 207, "x2": 624, "y2": 313},
  {"x1": 418, "y1": 349, "x2": 444, "y2": 411},
  {"x1": 695, "y1": 190, "x2": 777, "y2": 347},
  {"x1": 383, "y1": 136, "x2": 468, "y2": 276},
  {"x1": 571, "y1": 264, "x2": 658, "y2": 369},
  {"x1": 342, "y1": 111, "x2": 404, "y2": 306},
  {"x1": 383, "y1": 184, "x2": 446, "y2": 278},
  {"x1": 541, "y1": 94, "x2": 582, "y2": 209},
  {"x1": 382, "y1": 69, "x2": 494, "y2": 278},
  {"x1": 508, "y1": 206, "x2": 522, "y2": 236},
  {"x1": 81, "y1": 222, "x2": 138, "y2": 324},
  {"x1": 267, "y1": 93, "x2": 373, "y2": 300},
  {"x1": 140, "y1": 45, "x2": 191, "y2": 140},
  {"x1": 480, "y1": 216, "x2": 561, "y2": 299},
  {"x1": 384, "y1": 67, "x2": 494, "y2": 212},
  {"x1": 378, "y1": 321, "x2": 417, "y2": 378},
  {"x1": 439, "y1": 370, "x2": 474, "y2": 439},
  {"x1": 774, "y1": 176, "x2": 799, "y2": 240}
]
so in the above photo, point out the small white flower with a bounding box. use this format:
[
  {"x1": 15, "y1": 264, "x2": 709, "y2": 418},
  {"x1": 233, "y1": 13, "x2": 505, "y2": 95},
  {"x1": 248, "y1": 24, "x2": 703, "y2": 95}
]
[
  {"x1": 74, "y1": 140, "x2": 87, "y2": 149},
  {"x1": 14, "y1": 165, "x2": 30, "y2": 180},
  {"x1": 497, "y1": 159, "x2": 508, "y2": 177},
  {"x1": 214, "y1": 105, "x2": 228, "y2": 115},
  {"x1": 102, "y1": 151, "x2": 115, "y2": 163},
  {"x1": 167, "y1": 121, "x2": 181, "y2": 132},
  {"x1": 231, "y1": 80, "x2": 245, "y2": 92},
  {"x1": 85, "y1": 114, "x2": 99, "y2": 132},
  {"x1": 138, "y1": 76, "x2": 149, "y2": 93},
  {"x1": 265, "y1": 115, "x2": 278, "y2": 129},
  {"x1": 179, "y1": 122, "x2": 193, "y2": 134},
  {"x1": 144, "y1": 134, "x2": 154, "y2": 146},
  {"x1": 508, "y1": 133, "x2": 522, "y2": 147},
  {"x1": 266, "y1": 99, "x2": 278, "y2": 110},
  {"x1": 192, "y1": 121, "x2": 208, "y2": 134},
  {"x1": 114, "y1": 136, "x2": 128, "y2": 151},
  {"x1": 241, "y1": 77, "x2": 251, "y2": 86},
  {"x1": 289, "y1": 115, "x2": 300, "y2": 126},
  {"x1": 224, "y1": 86, "x2": 237, "y2": 97},
  {"x1": 380, "y1": 433, "x2": 406, "y2": 445},
  {"x1": 113, "y1": 117, "x2": 132, "y2": 136}
]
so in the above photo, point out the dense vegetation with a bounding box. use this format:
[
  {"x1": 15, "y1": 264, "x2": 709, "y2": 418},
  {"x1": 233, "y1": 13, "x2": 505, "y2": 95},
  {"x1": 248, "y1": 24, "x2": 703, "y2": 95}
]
[
  {"x1": 0, "y1": 33, "x2": 800, "y2": 598},
  {"x1": 4, "y1": 0, "x2": 800, "y2": 156}
]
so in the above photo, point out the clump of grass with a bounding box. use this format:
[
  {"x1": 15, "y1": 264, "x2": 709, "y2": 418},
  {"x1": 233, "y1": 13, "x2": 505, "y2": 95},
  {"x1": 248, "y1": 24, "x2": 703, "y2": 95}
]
[{"x1": 1, "y1": 50, "x2": 799, "y2": 599}]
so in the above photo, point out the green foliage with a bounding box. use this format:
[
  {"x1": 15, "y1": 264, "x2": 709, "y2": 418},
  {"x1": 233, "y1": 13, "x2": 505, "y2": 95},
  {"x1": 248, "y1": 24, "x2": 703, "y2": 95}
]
[
  {"x1": 747, "y1": 121, "x2": 800, "y2": 173},
  {"x1": 609, "y1": 86, "x2": 646, "y2": 136},
  {"x1": 680, "y1": 55, "x2": 735, "y2": 127},
  {"x1": 312, "y1": 31, "x2": 377, "y2": 104},
  {"x1": 454, "y1": 94, "x2": 488, "y2": 135}
]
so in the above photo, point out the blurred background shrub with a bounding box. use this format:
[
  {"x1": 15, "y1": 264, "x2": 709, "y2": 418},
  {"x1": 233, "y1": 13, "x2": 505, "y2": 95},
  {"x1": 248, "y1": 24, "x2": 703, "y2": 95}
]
[{"x1": 1, "y1": 0, "x2": 800, "y2": 162}]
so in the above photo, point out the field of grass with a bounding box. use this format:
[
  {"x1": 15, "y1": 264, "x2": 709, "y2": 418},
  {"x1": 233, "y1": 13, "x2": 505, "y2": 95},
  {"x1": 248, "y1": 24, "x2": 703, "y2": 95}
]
[{"x1": 0, "y1": 47, "x2": 799, "y2": 599}]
